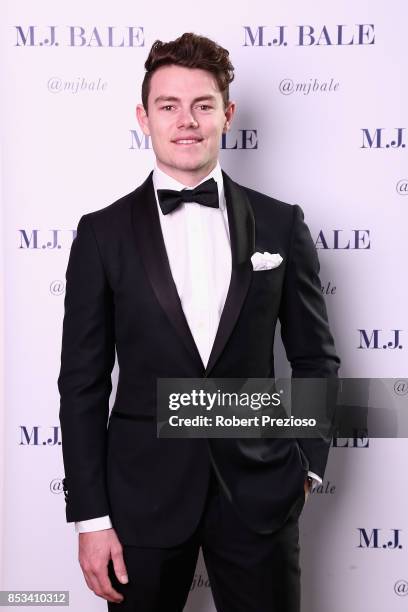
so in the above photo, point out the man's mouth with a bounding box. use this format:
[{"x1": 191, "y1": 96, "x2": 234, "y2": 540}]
[{"x1": 172, "y1": 138, "x2": 203, "y2": 145}]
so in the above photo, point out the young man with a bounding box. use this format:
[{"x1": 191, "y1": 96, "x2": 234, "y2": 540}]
[{"x1": 58, "y1": 32, "x2": 340, "y2": 611}]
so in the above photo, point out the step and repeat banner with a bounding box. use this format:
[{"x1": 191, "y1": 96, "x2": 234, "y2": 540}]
[{"x1": 1, "y1": 1, "x2": 407, "y2": 611}]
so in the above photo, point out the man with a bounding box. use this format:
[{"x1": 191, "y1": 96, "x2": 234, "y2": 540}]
[{"x1": 58, "y1": 32, "x2": 340, "y2": 612}]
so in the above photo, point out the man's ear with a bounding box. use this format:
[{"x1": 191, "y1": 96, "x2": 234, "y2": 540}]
[
  {"x1": 136, "y1": 103, "x2": 150, "y2": 136},
  {"x1": 223, "y1": 101, "x2": 236, "y2": 133}
]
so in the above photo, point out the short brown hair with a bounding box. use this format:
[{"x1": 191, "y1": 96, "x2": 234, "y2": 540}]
[{"x1": 141, "y1": 32, "x2": 234, "y2": 112}]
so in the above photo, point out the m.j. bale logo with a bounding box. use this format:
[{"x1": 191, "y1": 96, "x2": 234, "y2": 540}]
[
  {"x1": 242, "y1": 24, "x2": 375, "y2": 47},
  {"x1": 14, "y1": 25, "x2": 144, "y2": 47}
]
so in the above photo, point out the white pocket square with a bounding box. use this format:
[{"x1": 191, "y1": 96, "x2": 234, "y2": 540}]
[{"x1": 251, "y1": 251, "x2": 283, "y2": 271}]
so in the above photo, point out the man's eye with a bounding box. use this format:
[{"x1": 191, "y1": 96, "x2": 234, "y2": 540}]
[
  {"x1": 161, "y1": 105, "x2": 174, "y2": 111},
  {"x1": 198, "y1": 104, "x2": 211, "y2": 110}
]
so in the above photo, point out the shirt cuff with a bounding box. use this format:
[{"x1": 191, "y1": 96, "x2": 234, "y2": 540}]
[
  {"x1": 307, "y1": 471, "x2": 322, "y2": 486},
  {"x1": 75, "y1": 515, "x2": 113, "y2": 533}
]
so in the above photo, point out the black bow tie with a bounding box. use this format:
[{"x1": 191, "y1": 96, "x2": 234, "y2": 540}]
[{"x1": 157, "y1": 178, "x2": 219, "y2": 215}]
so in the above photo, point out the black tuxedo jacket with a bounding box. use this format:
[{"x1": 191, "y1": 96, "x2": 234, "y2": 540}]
[{"x1": 58, "y1": 170, "x2": 340, "y2": 546}]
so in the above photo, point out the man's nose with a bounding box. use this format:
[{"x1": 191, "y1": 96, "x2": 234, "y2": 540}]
[{"x1": 177, "y1": 109, "x2": 198, "y2": 129}]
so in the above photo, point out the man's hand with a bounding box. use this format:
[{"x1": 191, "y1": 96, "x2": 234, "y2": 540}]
[
  {"x1": 304, "y1": 477, "x2": 313, "y2": 502},
  {"x1": 78, "y1": 528, "x2": 128, "y2": 603}
]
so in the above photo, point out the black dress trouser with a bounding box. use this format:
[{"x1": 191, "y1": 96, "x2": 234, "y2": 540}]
[{"x1": 107, "y1": 466, "x2": 305, "y2": 612}]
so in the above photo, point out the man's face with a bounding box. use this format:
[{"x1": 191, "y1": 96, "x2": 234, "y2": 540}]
[{"x1": 136, "y1": 64, "x2": 235, "y2": 185}]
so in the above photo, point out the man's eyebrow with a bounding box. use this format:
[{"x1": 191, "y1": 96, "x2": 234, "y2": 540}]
[
  {"x1": 192, "y1": 95, "x2": 217, "y2": 103},
  {"x1": 153, "y1": 94, "x2": 218, "y2": 104}
]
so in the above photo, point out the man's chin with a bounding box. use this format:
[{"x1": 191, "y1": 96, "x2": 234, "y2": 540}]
[{"x1": 162, "y1": 158, "x2": 214, "y2": 174}]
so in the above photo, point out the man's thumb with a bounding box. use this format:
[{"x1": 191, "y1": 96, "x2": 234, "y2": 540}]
[{"x1": 112, "y1": 552, "x2": 128, "y2": 584}]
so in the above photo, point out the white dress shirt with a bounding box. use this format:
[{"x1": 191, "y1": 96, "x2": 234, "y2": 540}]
[
  {"x1": 153, "y1": 161, "x2": 232, "y2": 368},
  {"x1": 75, "y1": 162, "x2": 321, "y2": 533}
]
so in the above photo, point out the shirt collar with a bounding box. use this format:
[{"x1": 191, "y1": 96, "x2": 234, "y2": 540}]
[{"x1": 152, "y1": 161, "x2": 225, "y2": 211}]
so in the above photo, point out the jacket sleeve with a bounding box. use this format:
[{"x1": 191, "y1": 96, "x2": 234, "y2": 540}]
[
  {"x1": 278, "y1": 204, "x2": 341, "y2": 479},
  {"x1": 58, "y1": 214, "x2": 115, "y2": 522}
]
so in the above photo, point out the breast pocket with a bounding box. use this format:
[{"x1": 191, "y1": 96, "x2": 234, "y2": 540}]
[{"x1": 250, "y1": 267, "x2": 284, "y2": 300}]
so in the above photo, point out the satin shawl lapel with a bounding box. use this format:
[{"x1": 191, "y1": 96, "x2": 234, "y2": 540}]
[
  {"x1": 131, "y1": 172, "x2": 204, "y2": 372},
  {"x1": 204, "y1": 171, "x2": 255, "y2": 376}
]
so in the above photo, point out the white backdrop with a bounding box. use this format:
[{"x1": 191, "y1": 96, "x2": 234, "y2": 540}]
[{"x1": 1, "y1": 1, "x2": 407, "y2": 611}]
